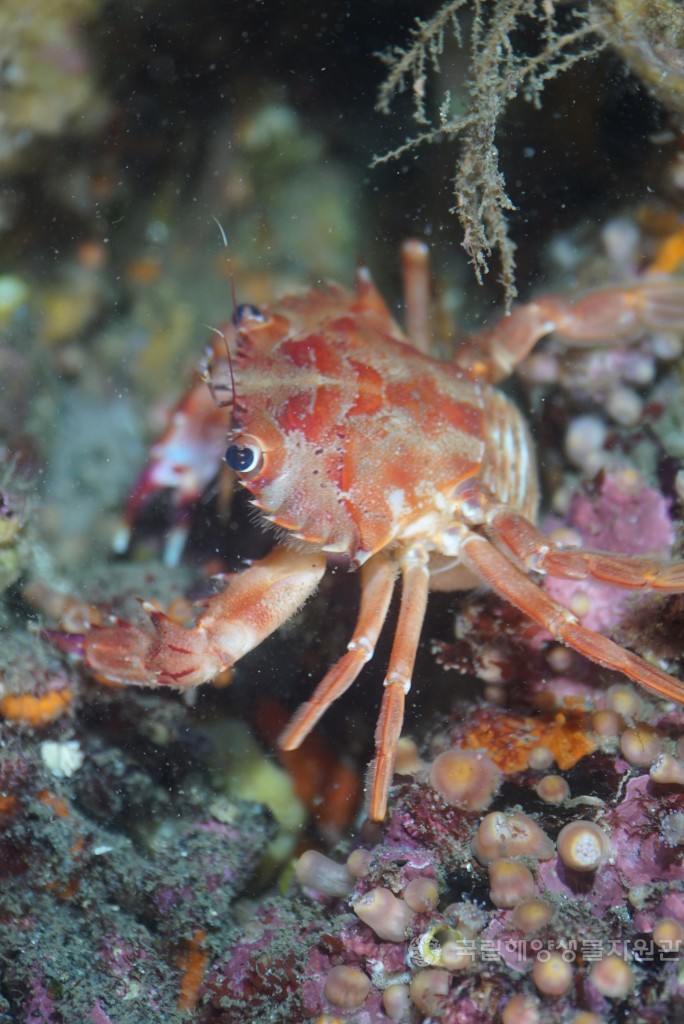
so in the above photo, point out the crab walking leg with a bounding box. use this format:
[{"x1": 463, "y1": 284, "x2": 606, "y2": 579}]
[
  {"x1": 460, "y1": 486, "x2": 684, "y2": 591},
  {"x1": 400, "y1": 239, "x2": 432, "y2": 356},
  {"x1": 460, "y1": 531, "x2": 684, "y2": 704},
  {"x1": 536, "y1": 552, "x2": 684, "y2": 590},
  {"x1": 279, "y1": 551, "x2": 398, "y2": 751},
  {"x1": 367, "y1": 549, "x2": 430, "y2": 822},
  {"x1": 460, "y1": 279, "x2": 684, "y2": 383},
  {"x1": 84, "y1": 547, "x2": 325, "y2": 688}
]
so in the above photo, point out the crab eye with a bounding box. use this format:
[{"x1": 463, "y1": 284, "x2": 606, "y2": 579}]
[
  {"x1": 232, "y1": 303, "x2": 264, "y2": 326},
  {"x1": 225, "y1": 440, "x2": 263, "y2": 475}
]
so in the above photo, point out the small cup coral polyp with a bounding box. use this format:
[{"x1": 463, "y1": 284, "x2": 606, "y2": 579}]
[
  {"x1": 556, "y1": 821, "x2": 608, "y2": 873},
  {"x1": 352, "y1": 887, "x2": 415, "y2": 942},
  {"x1": 429, "y1": 749, "x2": 502, "y2": 811},
  {"x1": 488, "y1": 859, "x2": 537, "y2": 908},
  {"x1": 471, "y1": 811, "x2": 555, "y2": 864}
]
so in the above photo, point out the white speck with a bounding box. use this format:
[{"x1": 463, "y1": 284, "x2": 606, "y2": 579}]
[
  {"x1": 40, "y1": 739, "x2": 84, "y2": 778},
  {"x1": 386, "y1": 488, "x2": 406, "y2": 520}
]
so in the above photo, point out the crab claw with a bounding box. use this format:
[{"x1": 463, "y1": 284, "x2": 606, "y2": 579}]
[
  {"x1": 82, "y1": 547, "x2": 327, "y2": 690},
  {"x1": 83, "y1": 613, "x2": 223, "y2": 688},
  {"x1": 83, "y1": 620, "x2": 164, "y2": 686}
]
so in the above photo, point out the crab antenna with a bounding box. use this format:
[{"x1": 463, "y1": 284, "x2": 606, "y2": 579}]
[
  {"x1": 206, "y1": 216, "x2": 243, "y2": 409},
  {"x1": 211, "y1": 213, "x2": 239, "y2": 323},
  {"x1": 211, "y1": 214, "x2": 229, "y2": 249},
  {"x1": 224, "y1": 329, "x2": 237, "y2": 409},
  {"x1": 201, "y1": 324, "x2": 237, "y2": 409}
]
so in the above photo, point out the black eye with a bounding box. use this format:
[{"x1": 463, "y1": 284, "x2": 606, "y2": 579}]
[
  {"x1": 232, "y1": 303, "x2": 264, "y2": 326},
  {"x1": 225, "y1": 442, "x2": 263, "y2": 474}
]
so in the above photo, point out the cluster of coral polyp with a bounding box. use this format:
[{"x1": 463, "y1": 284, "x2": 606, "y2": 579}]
[{"x1": 272, "y1": 700, "x2": 683, "y2": 1024}]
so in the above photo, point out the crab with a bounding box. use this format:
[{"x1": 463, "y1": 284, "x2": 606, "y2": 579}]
[{"x1": 82, "y1": 241, "x2": 684, "y2": 821}]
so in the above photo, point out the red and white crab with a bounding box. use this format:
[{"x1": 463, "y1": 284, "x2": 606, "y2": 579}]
[{"x1": 83, "y1": 241, "x2": 684, "y2": 820}]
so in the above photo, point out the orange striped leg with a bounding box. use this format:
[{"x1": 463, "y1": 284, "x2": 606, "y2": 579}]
[
  {"x1": 279, "y1": 551, "x2": 397, "y2": 752},
  {"x1": 460, "y1": 279, "x2": 684, "y2": 384},
  {"x1": 460, "y1": 531, "x2": 684, "y2": 704},
  {"x1": 366, "y1": 549, "x2": 430, "y2": 821},
  {"x1": 466, "y1": 491, "x2": 684, "y2": 592},
  {"x1": 539, "y1": 549, "x2": 684, "y2": 591}
]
